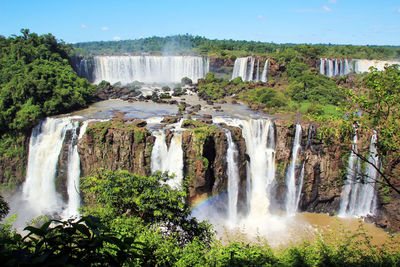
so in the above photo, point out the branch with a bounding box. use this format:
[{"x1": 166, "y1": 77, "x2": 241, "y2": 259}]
[{"x1": 352, "y1": 148, "x2": 400, "y2": 195}]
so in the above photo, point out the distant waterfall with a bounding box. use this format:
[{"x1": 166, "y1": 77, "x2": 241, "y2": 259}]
[
  {"x1": 319, "y1": 58, "x2": 351, "y2": 77},
  {"x1": 285, "y1": 124, "x2": 302, "y2": 216},
  {"x1": 224, "y1": 129, "x2": 240, "y2": 224},
  {"x1": 231, "y1": 57, "x2": 269, "y2": 82},
  {"x1": 260, "y1": 59, "x2": 268, "y2": 82},
  {"x1": 339, "y1": 133, "x2": 379, "y2": 217},
  {"x1": 151, "y1": 130, "x2": 184, "y2": 188},
  {"x1": 78, "y1": 55, "x2": 209, "y2": 84},
  {"x1": 22, "y1": 117, "x2": 86, "y2": 219}
]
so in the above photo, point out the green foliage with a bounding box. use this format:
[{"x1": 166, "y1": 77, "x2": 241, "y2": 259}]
[
  {"x1": 0, "y1": 216, "x2": 140, "y2": 266},
  {"x1": 247, "y1": 87, "x2": 287, "y2": 108},
  {"x1": 72, "y1": 34, "x2": 400, "y2": 60},
  {"x1": 0, "y1": 195, "x2": 9, "y2": 220},
  {"x1": 181, "y1": 76, "x2": 192, "y2": 85},
  {"x1": 80, "y1": 169, "x2": 212, "y2": 244},
  {"x1": 342, "y1": 64, "x2": 400, "y2": 195},
  {"x1": 0, "y1": 29, "x2": 95, "y2": 135}
]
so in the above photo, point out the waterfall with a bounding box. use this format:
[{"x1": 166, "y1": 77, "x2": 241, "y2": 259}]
[
  {"x1": 295, "y1": 163, "x2": 305, "y2": 211},
  {"x1": 261, "y1": 59, "x2": 268, "y2": 82},
  {"x1": 240, "y1": 119, "x2": 276, "y2": 216},
  {"x1": 344, "y1": 59, "x2": 351, "y2": 75},
  {"x1": 247, "y1": 57, "x2": 256, "y2": 81},
  {"x1": 338, "y1": 135, "x2": 359, "y2": 217},
  {"x1": 285, "y1": 124, "x2": 302, "y2": 216},
  {"x1": 81, "y1": 55, "x2": 209, "y2": 84},
  {"x1": 231, "y1": 57, "x2": 249, "y2": 81},
  {"x1": 22, "y1": 118, "x2": 81, "y2": 217},
  {"x1": 320, "y1": 59, "x2": 326, "y2": 76},
  {"x1": 225, "y1": 129, "x2": 240, "y2": 224},
  {"x1": 151, "y1": 130, "x2": 184, "y2": 188},
  {"x1": 231, "y1": 57, "x2": 264, "y2": 82},
  {"x1": 255, "y1": 59, "x2": 260, "y2": 82},
  {"x1": 320, "y1": 58, "x2": 353, "y2": 77}
]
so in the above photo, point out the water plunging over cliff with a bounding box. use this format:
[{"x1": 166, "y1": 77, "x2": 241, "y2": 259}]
[
  {"x1": 151, "y1": 130, "x2": 184, "y2": 189},
  {"x1": 224, "y1": 129, "x2": 240, "y2": 224},
  {"x1": 231, "y1": 57, "x2": 268, "y2": 82},
  {"x1": 79, "y1": 55, "x2": 209, "y2": 84},
  {"x1": 285, "y1": 124, "x2": 303, "y2": 216},
  {"x1": 319, "y1": 58, "x2": 351, "y2": 77},
  {"x1": 20, "y1": 117, "x2": 88, "y2": 221},
  {"x1": 339, "y1": 133, "x2": 378, "y2": 217}
]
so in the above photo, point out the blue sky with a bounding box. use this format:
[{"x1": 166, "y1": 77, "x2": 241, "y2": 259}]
[{"x1": 1, "y1": 0, "x2": 399, "y2": 45}]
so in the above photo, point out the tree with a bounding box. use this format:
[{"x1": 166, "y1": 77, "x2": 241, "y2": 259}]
[
  {"x1": 342, "y1": 64, "x2": 400, "y2": 195},
  {"x1": 80, "y1": 169, "x2": 212, "y2": 245}
]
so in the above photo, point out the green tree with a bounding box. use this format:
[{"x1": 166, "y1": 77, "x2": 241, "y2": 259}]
[{"x1": 342, "y1": 64, "x2": 400, "y2": 195}]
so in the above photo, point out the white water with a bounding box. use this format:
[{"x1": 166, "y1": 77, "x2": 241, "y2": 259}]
[
  {"x1": 285, "y1": 124, "x2": 302, "y2": 216},
  {"x1": 22, "y1": 118, "x2": 81, "y2": 218},
  {"x1": 320, "y1": 58, "x2": 400, "y2": 77},
  {"x1": 353, "y1": 59, "x2": 400, "y2": 74},
  {"x1": 211, "y1": 117, "x2": 284, "y2": 236},
  {"x1": 295, "y1": 163, "x2": 305, "y2": 212},
  {"x1": 339, "y1": 133, "x2": 379, "y2": 217},
  {"x1": 231, "y1": 57, "x2": 269, "y2": 82},
  {"x1": 260, "y1": 59, "x2": 268, "y2": 82},
  {"x1": 231, "y1": 57, "x2": 249, "y2": 81},
  {"x1": 151, "y1": 130, "x2": 184, "y2": 188},
  {"x1": 224, "y1": 129, "x2": 240, "y2": 224},
  {"x1": 338, "y1": 134, "x2": 361, "y2": 217},
  {"x1": 319, "y1": 58, "x2": 351, "y2": 77},
  {"x1": 87, "y1": 55, "x2": 209, "y2": 84}
]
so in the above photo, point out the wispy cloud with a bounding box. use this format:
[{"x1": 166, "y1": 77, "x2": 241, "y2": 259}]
[
  {"x1": 81, "y1": 24, "x2": 88, "y2": 29},
  {"x1": 328, "y1": 0, "x2": 337, "y2": 4},
  {"x1": 323, "y1": 6, "x2": 331, "y2": 12},
  {"x1": 101, "y1": 26, "x2": 109, "y2": 31},
  {"x1": 113, "y1": 36, "x2": 121, "y2": 41},
  {"x1": 296, "y1": 6, "x2": 332, "y2": 13},
  {"x1": 397, "y1": 8, "x2": 400, "y2": 14},
  {"x1": 257, "y1": 15, "x2": 265, "y2": 20}
]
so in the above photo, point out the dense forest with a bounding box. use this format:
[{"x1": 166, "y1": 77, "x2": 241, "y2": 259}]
[{"x1": 72, "y1": 34, "x2": 400, "y2": 60}]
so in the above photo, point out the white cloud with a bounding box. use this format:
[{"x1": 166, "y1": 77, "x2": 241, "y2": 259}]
[
  {"x1": 101, "y1": 26, "x2": 109, "y2": 31},
  {"x1": 113, "y1": 36, "x2": 121, "y2": 41},
  {"x1": 323, "y1": 6, "x2": 332, "y2": 12},
  {"x1": 81, "y1": 24, "x2": 88, "y2": 29},
  {"x1": 397, "y1": 8, "x2": 400, "y2": 13},
  {"x1": 328, "y1": 0, "x2": 337, "y2": 4},
  {"x1": 257, "y1": 15, "x2": 265, "y2": 19}
]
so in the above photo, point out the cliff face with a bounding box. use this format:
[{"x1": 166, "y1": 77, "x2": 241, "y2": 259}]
[
  {"x1": 74, "y1": 118, "x2": 400, "y2": 232},
  {"x1": 0, "y1": 134, "x2": 29, "y2": 192},
  {"x1": 180, "y1": 120, "x2": 247, "y2": 206},
  {"x1": 78, "y1": 119, "x2": 154, "y2": 177},
  {"x1": 273, "y1": 120, "x2": 343, "y2": 214}
]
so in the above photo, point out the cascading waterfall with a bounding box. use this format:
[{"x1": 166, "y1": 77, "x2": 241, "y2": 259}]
[
  {"x1": 354, "y1": 133, "x2": 378, "y2": 216},
  {"x1": 22, "y1": 117, "x2": 84, "y2": 218},
  {"x1": 339, "y1": 133, "x2": 379, "y2": 217},
  {"x1": 231, "y1": 57, "x2": 269, "y2": 82},
  {"x1": 255, "y1": 59, "x2": 260, "y2": 82},
  {"x1": 214, "y1": 118, "x2": 277, "y2": 218},
  {"x1": 150, "y1": 130, "x2": 184, "y2": 188},
  {"x1": 260, "y1": 59, "x2": 268, "y2": 82},
  {"x1": 231, "y1": 57, "x2": 249, "y2": 81},
  {"x1": 295, "y1": 164, "x2": 305, "y2": 211},
  {"x1": 285, "y1": 124, "x2": 302, "y2": 216},
  {"x1": 80, "y1": 55, "x2": 209, "y2": 84},
  {"x1": 319, "y1": 58, "x2": 351, "y2": 77},
  {"x1": 338, "y1": 135, "x2": 360, "y2": 217},
  {"x1": 224, "y1": 129, "x2": 240, "y2": 224}
]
